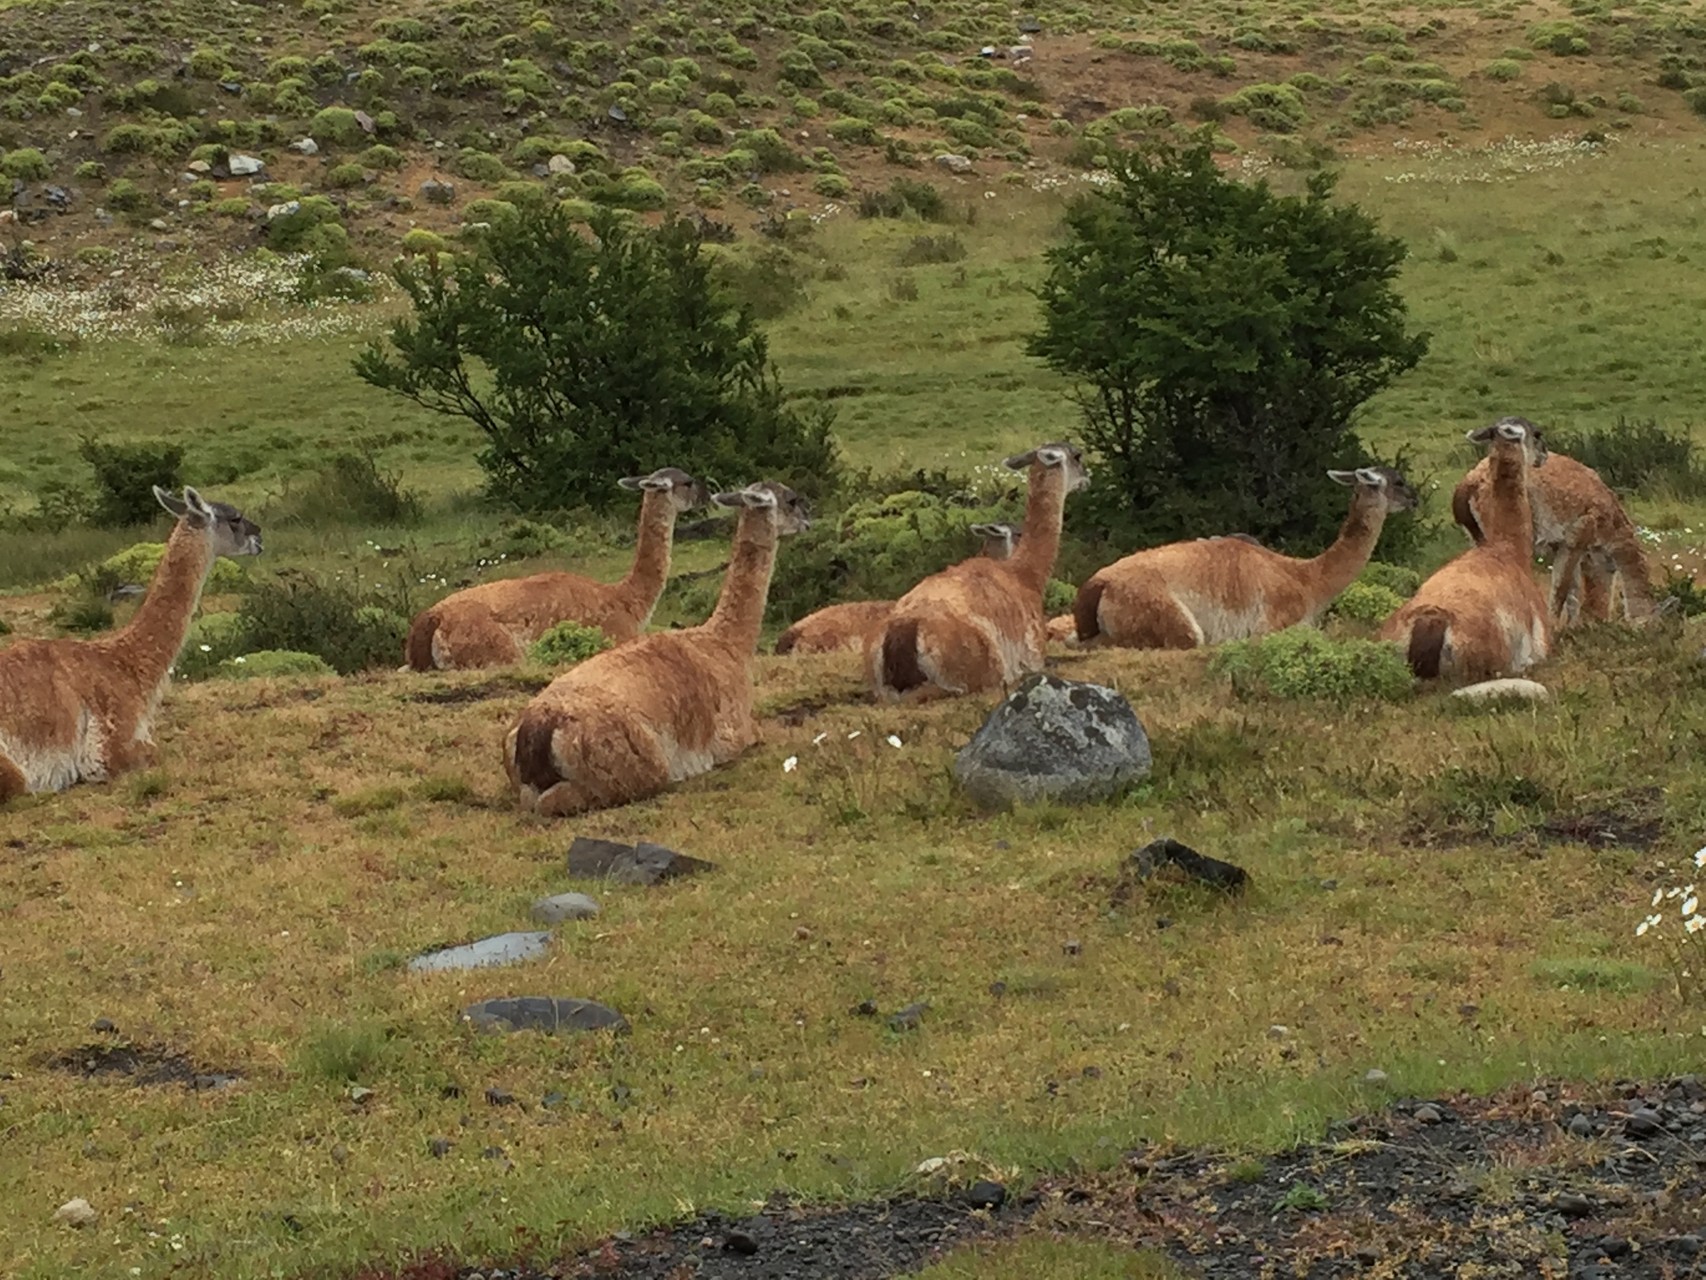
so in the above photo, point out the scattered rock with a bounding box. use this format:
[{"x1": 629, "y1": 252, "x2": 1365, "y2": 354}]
[
  {"x1": 459, "y1": 996, "x2": 629, "y2": 1036},
  {"x1": 546, "y1": 154, "x2": 576, "y2": 175},
  {"x1": 186, "y1": 159, "x2": 212, "y2": 174},
  {"x1": 408, "y1": 930, "x2": 551, "y2": 973},
  {"x1": 53, "y1": 1198, "x2": 96, "y2": 1228},
  {"x1": 851, "y1": 998, "x2": 879, "y2": 1017},
  {"x1": 565, "y1": 836, "x2": 716, "y2": 885},
  {"x1": 348, "y1": 1085, "x2": 374, "y2": 1104},
  {"x1": 607, "y1": 104, "x2": 629, "y2": 123},
  {"x1": 1556, "y1": 1191, "x2": 1596, "y2": 1218},
  {"x1": 266, "y1": 200, "x2": 301, "y2": 222},
  {"x1": 420, "y1": 179, "x2": 456, "y2": 205},
  {"x1": 90, "y1": 1018, "x2": 117, "y2": 1034},
  {"x1": 530, "y1": 891, "x2": 600, "y2": 924},
  {"x1": 228, "y1": 154, "x2": 263, "y2": 177},
  {"x1": 1062, "y1": 938, "x2": 1081, "y2": 956},
  {"x1": 485, "y1": 1086, "x2": 518, "y2": 1107},
  {"x1": 952, "y1": 674, "x2": 1152, "y2": 810},
  {"x1": 723, "y1": 1231, "x2": 759, "y2": 1256},
  {"x1": 148, "y1": 218, "x2": 169, "y2": 231},
  {"x1": 289, "y1": 138, "x2": 319, "y2": 155},
  {"x1": 1364, "y1": 1069, "x2": 1389, "y2": 1085},
  {"x1": 1019, "y1": 15, "x2": 1042, "y2": 32},
  {"x1": 1569, "y1": 1113, "x2": 1596, "y2": 1138},
  {"x1": 888, "y1": 1001, "x2": 929, "y2": 1031},
  {"x1": 1624, "y1": 1107, "x2": 1664, "y2": 1137},
  {"x1": 965, "y1": 1180, "x2": 1007, "y2": 1210},
  {"x1": 934, "y1": 153, "x2": 974, "y2": 173},
  {"x1": 218, "y1": 79, "x2": 243, "y2": 95},
  {"x1": 1128, "y1": 837, "x2": 1250, "y2": 892},
  {"x1": 353, "y1": 109, "x2": 375, "y2": 134},
  {"x1": 1414, "y1": 1103, "x2": 1443, "y2": 1125},
  {"x1": 1452, "y1": 677, "x2": 1550, "y2": 703},
  {"x1": 427, "y1": 1137, "x2": 451, "y2": 1158}
]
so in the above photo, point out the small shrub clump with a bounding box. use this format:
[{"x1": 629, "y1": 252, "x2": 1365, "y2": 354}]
[
  {"x1": 1546, "y1": 417, "x2": 1705, "y2": 496},
  {"x1": 236, "y1": 574, "x2": 412, "y2": 674},
  {"x1": 1212, "y1": 627, "x2": 1414, "y2": 701},
  {"x1": 214, "y1": 649, "x2": 337, "y2": 679},
  {"x1": 1357, "y1": 560, "x2": 1424, "y2": 596},
  {"x1": 78, "y1": 437, "x2": 185, "y2": 527},
  {"x1": 1328, "y1": 580, "x2": 1405, "y2": 624},
  {"x1": 527, "y1": 620, "x2": 613, "y2": 667}
]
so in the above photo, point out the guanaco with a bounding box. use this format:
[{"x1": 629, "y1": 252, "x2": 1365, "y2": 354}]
[
  {"x1": 0, "y1": 486, "x2": 263, "y2": 801},
  {"x1": 868, "y1": 443, "x2": 1088, "y2": 702},
  {"x1": 504, "y1": 482, "x2": 811, "y2": 817},
  {"x1": 1381, "y1": 419, "x2": 1552, "y2": 681},
  {"x1": 405, "y1": 467, "x2": 709, "y2": 671},
  {"x1": 773, "y1": 521, "x2": 1021, "y2": 657},
  {"x1": 1071, "y1": 470, "x2": 1416, "y2": 650}
]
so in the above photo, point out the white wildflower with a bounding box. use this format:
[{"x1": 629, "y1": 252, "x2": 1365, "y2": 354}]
[
  {"x1": 1687, "y1": 916, "x2": 1705, "y2": 935},
  {"x1": 1653, "y1": 888, "x2": 1665, "y2": 908},
  {"x1": 886, "y1": 734, "x2": 903, "y2": 749},
  {"x1": 1636, "y1": 919, "x2": 1653, "y2": 937},
  {"x1": 198, "y1": 644, "x2": 212, "y2": 652},
  {"x1": 782, "y1": 756, "x2": 798, "y2": 774},
  {"x1": 1683, "y1": 896, "x2": 1700, "y2": 918},
  {"x1": 1695, "y1": 846, "x2": 1706, "y2": 869}
]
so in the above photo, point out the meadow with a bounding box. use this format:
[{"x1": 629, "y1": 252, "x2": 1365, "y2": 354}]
[{"x1": 3, "y1": 131, "x2": 1706, "y2": 1279}]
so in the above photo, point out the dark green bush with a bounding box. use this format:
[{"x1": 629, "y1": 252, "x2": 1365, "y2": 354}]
[
  {"x1": 527, "y1": 620, "x2": 612, "y2": 666},
  {"x1": 78, "y1": 436, "x2": 185, "y2": 527},
  {"x1": 856, "y1": 177, "x2": 949, "y2": 220},
  {"x1": 235, "y1": 573, "x2": 413, "y2": 674},
  {"x1": 713, "y1": 246, "x2": 810, "y2": 319},
  {"x1": 1212, "y1": 628, "x2": 1414, "y2": 701},
  {"x1": 269, "y1": 446, "x2": 422, "y2": 526},
  {"x1": 897, "y1": 233, "x2": 967, "y2": 265},
  {"x1": 1546, "y1": 417, "x2": 1706, "y2": 496}
]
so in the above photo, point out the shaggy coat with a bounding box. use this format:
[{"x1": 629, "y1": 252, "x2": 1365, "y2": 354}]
[
  {"x1": 1071, "y1": 471, "x2": 1417, "y2": 650},
  {"x1": 1454, "y1": 448, "x2": 1655, "y2": 624},
  {"x1": 405, "y1": 467, "x2": 708, "y2": 671},
  {"x1": 867, "y1": 444, "x2": 1088, "y2": 702},
  {"x1": 773, "y1": 522, "x2": 1021, "y2": 657},
  {"x1": 1380, "y1": 420, "x2": 1552, "y2": 681},
  {"x1": 503, "y1": 482, "x2": 811, "y2": 817},
  {"x1": 0, "y1": 487, "x2": 262, "y2": 802}
]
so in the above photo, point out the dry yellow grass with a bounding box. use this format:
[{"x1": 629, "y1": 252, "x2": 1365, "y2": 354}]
[{"x1": 2, "y1": 612, "x2": 1702, "y2": 1278}]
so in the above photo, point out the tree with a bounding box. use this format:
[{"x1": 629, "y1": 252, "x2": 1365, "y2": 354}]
[
  {"x1": 355, "y1": 206, "x2": 840, "y2": 512},
  {"x1": 1028, "y1": 133, "x2": 1430, "y2": 552}
]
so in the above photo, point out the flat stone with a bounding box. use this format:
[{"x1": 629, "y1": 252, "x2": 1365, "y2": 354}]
[
  {"x1": 289, "y1": 137, "x2": 319, "y2": 155},
  {"x1": 1452, "y1": 677, "x2": 1550, "y2": 703},
  {"x1": 53, "y1": 1198, "x2": 96, "y2": 1228},
  {"x1": 186, "y1": 159, "x2": 212, "y2": 174},
  {"x1": 460, "y1": 996, "x2": 629, "y2": 1036},
  {"x1": 565, "y1": 836, "x2": 715, "y2": 885},
  {"x1": 408, "y1": 930, "x2": 550, "y2": 973},
  {"x1": 546, "y1": 153, "x2": 576, "y2": 175},
  {"x1": 228, "y1": 154, "x2": 263, "y2": 177},
  {"x1": 954, "y1": 674, "x2": 1151, "y2": 810},
  {"x1": 266, "y1": 200, "x2": 300, "y2": 222},
  {"x1": 934, "y1": 153, "x2": 974, "y2": 173},
  {"x1": 531, "y1": 891, "x2": 600, "y2": 924},
  {"x1": 1129, "y1": 837, "x2": 1249, "y2": 891}
]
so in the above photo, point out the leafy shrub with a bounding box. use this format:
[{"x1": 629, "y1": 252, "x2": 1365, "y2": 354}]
[
  {"x1": 1685, "y1": 87, "x2": 1706, "y2": 119},
  {"x1": 1484, "y1": 58, "x2": 1524, "y2": 81},
  {"x1": 1528, "y1": 20, "x2": 1591, "y2": 55},
  {"x1": 1658, "y1": 570, "x2": 1706, "y2": 618},
  {"x1": 1212, "y1": 628, "x2": 1414, "y2": 701},
  {"x1": 1044, "y1": 578, "x2": 1075, "y2": 614},
  {"x1": 214, "y1": 649, "x2": 336, "y2": 679},
  {"x1": 856, "y1": 177, "x2": 948, "y2": 221},
  {"x1": 172, "y1": 612, "x2": 248, "y2": 679},
  {"x1": 268, "y1": 446, "x2": 422, "y2": 526},
  {"x1": 457, "y1": 149, "x2": 511, "y2": 183},
  {"x1": 897, "y1": 233, "x2": 966, "y2": 266},
  {"x1": 356, "y1": 206, "x2": 840, "y2": 513},
  {"x1": 325, "y1": 163, "x2": 368, "y2": 189},
  {"x1": 69, "y1": 542, "x2": 250, "y2": 598},
  {"x1": 713, "y1": 246, "x2": 810, "y2": 319},
  {"x1": 477, "y1": 517, "x2": 567, "y2": 559},
  {"x1": 1, "y1": 147, "x2": 49, "y2": 180},
  {"x1": 1220, "y1": 83, "x2": 1308, "y2": 132},
  {"x1": 49, "y1": 595, "x2": 115, "y2": 635},
  {"x1": 77, "y1": 437, "x2": 184, "y2": 527},
  {"x1": 813, "y1": 172, "x2": 852, "y2": 198},
  {"x1": 309, "y1": 107, "x2": 368, "y2": 145},
  {"x1": 1546, "y1": 417, "x2": 1706, "y2": 496},
  {"x1": 400, "y1": 227, "x2": 448, "y2": 255},
  {"x1": 1357, "y1": 560, "x2": 1423, "y2": 596},
  {"x1": 1328, "y1": 580, "x2": 1405, "y2": 623},
  {"x1": 235, "y1": 574, "x2": 412, "y2": 674},
  {"x1": 527, "y1": 620, "x2": 613, "y2": 666}
]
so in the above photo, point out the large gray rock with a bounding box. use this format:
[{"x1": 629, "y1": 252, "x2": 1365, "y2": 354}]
[
  {"x1": 460, "y1": 996, "x2": 628, "y2": 1035},
  {"x1": 953, "y1": 673, "x2": 1151, "y2": 810},
  {"x1": 566, "y1": 837, "x2": 715, "y2": 885},
  {"x1": 408, "y1": 930, "x2": 550, "y2": 973}
]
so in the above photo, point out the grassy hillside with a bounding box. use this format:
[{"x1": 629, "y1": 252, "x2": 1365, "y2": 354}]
[{"x1": 1, "y1": 0, "x2": 1705, "y2": 263}]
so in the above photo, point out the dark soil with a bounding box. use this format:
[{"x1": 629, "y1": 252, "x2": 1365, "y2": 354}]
[
  {"x1": 1403, "y1": 789, "x2": 1665, "y2": 853},
  {"x1": 405, "y1": 676, "x2": 551, "y2": 705},
  {"x1": 350, "y1": 1078, "x2": 1706, "y2": 1280},
  {"x1": 46, "y1": 1041, "x2": 241, "y2": 1091}
]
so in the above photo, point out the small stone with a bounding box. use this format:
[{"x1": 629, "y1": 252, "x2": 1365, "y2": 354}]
[
  {"x1": 1414, "y1": 1104, "x2": 1443, "y2": 1124},
  {"x1": 186, "y1": 159, "x2": 212, "y2": 174},
  {"x1": 353, "y1": 109, "x2": 375, "y2": 134},
  {"x1": 851, "y1": 999, "x2": 879, "y2": 1017},
  {"x1": 53, "y1": 1198, "x2": 96, "y2": 1228},
  {"x1": 420, "y1": 179, "x2": 456, "y2": 205},
  {"x1": 1267, "y1": 1025, "x2": 1290, "y2": 1040},
  {"x1": 348, "y1": 1085, "x2": 374, "y2": 1104},
  {"x1": 1129, "y1": 838, "x2": 1249, "y2": 892},
  {"x1": 1569, "y1": 1114, "x2": 1595, "y2": 1138},
  {"x1": 461, "y1": 996, "x2": 628, "y2": 1036},
  {"x1": 1555, "y1": 1191, "x2": 1595, "y2": 1218},
  {"x1": 1063, "y1": 938, "x2": 1081, "y2": 956},
  {"x1": 428, "y1": 1137, "x2": 451, "y2": 1158},
  {"x1": 148, "y1": 218, "x2": 169, "y2": 231},
  {"x1": 290, "y1": 138, "x2": 319, "y2": 155},
  {"x1": 607, "y1": 104, "x2": 628, "y2": 123},
  {"x1": 934, "y1": 153, "x2": 974, "y2": 173},
  {"x1": 91, "y1": 1017, "x2": 117, "y2": 1034},
  {"x1": 330, "y1": 1142, "x2": 349, "y2": 1165},
  {"x1": 1364, "y1": 1068, "x2": 1389, "y2": 1085},
  {"x1": 566, "y1": 837, "x2": 715, "y2": 885},
  {"x1": 1018, "y1": 16, "x2": 1042, "y2": 33},
  {"x1": 408, "y1": 931, "x2": 551, "y2": 973},
  {"x1": 723, "y1": 1231, "x2": 759, "y2": 1256},
  {"x1": 530, "y1": 892, "x2": 599, "y2": 924},
  {"x1": 546, "y1": 154, "x2": 576, "y2": 175},
  {"x1": 541, "y1": 1091, "x2": 566, "y2": 1108},
  {"x1": 228, "y1": 154, "x2": 263, "y2": 177},
  {"x1": 794, "y1": 925, "x2": 811, "y2": 941},
  {"x1": 218, "y1": 80, "x2": 243, "y2": 95},
  {"x1": 1451, "y1": 677, "x2": 1550, "y2": 703},
  {"x1": 965, "y1": 1179, "x2": 1007, "y2": 1210},
  {"x1": 1598, "y1": 1237, "x2": 1631, "y2": 1259},
  {"x1": 266, "y1": 200, "x2": 300, "y2": 222},
  {"x1": 888, "y1": 1001, "x2": 928, "y2": 1031},
  {"x1": 485, "y1": 1086, "x2": 517, "y2": 1107},
  {"x1": 1625, "y1": 1107, "x2": 1664, "y2": 1137}
]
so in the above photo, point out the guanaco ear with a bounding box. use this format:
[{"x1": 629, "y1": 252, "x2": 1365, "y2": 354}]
[
  {"x1": 711, "y1": 488, "x2": 776, "y2": 510},
  {"x1": 637, "y1": 476, "x2": 675, "y2": 491},
  {"x1": 1353, "y1": 467, "x2": 1385, "y2": 486},
  {"x1": 1002, "y1": 448, "x2": 1038, "y2": 471},
  {"x1": 1325, "y1": 469, "x2": 1359, "y2": 487},
  {"x1": 616, "y1": 476, "x2": 648, "y2": 490},
  {"x1": 153, "y1": 484, "x2": 188, "y2": 517},
  {"x1": 968, "y1": 523, "x2": 1003, "y2": 537},
  {"x1": 1037, "y1": 446, "x2": 1067, "y2": 467},
  {"x1": 1465, "y1": 426, "x2": 1497, "y2": 445},
  {"x1": 1495, "y1": 421, "x2": 1527, "y2": 442}
]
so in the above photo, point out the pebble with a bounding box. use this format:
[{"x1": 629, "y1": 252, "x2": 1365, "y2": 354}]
[
  {"x1": 1414, "y1": 1104, "x2": 1443, "y2": 1125},
  {"x1": 965, "y1": 1179, "x2": 1007, "y2": 1210},
  {"x1": 53, "y1": 1198, "x2": 96, "y2": 1228},
  {"x1": 428, "y1": 1137, "x2": 451, "y2": 1158},
  {"x1": 1364, "y1": 1068, "x2": 1389, "y2": 1085},
  {"x1": 529, "y1": 892, "x2": 599, "y2": 924},
  {"x1": 1556, "y1": 1192, "x2": 1596, "y2": 1217},
  {"x1": 1625, "y1": 1107, "x2": 1664, "y2": 1137},
  {"x1": 723, "y1": 1231, "x2": 758, "y2": 1255},
  {"x1": 1569, "y1": 1113, "x2": 1596, "y2": 1138}
]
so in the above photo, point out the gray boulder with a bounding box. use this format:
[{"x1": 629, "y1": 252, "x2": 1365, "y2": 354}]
[
  {"x1": 953, "y1": 673, "x2": 1151, "y2": 810},
  {"x1": 460, "y1": 996, "x2": 628, "y2": 1035}
]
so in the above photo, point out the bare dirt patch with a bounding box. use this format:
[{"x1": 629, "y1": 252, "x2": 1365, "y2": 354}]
[{"x1": 45, "y1": 1041, "x2": 241, "y2": 1091}]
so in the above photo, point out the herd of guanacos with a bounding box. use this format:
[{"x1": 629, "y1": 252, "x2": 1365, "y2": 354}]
[{"x1": 0, "y1": 416, "x2": 1665, "y2": 813}]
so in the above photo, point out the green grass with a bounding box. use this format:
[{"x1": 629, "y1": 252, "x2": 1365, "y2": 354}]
[{"x1": 5, "y1": 137, "x2": 1706, "y2": 1280}]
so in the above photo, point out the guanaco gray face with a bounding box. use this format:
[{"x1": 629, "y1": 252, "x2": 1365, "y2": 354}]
[
  {"x1": 711, "y1": 482, "x2": 813, "y2": 536},
  {"x1": 1468, "y1": 417, "x2": 1548, "y2": 467},
  {"x1": 1325, "y1": 466, "x2": 1419, "y2": 513},
  {"x1": 153, "y1": 485, "x2": 263, "y2": 557},
  {"x1": 617, "y1": 466, "x2": 711, "y2": 514},
  {"x1": 1002, "y1": 442, "x2": 1090, "y2": 492},
  {"x1": 969, "y1": 521, "x2": 1021, "y2": 559}
]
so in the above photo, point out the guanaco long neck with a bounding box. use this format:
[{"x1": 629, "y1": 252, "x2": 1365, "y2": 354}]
[
  {"x1": 101, "y1": 519, "x2": 216, "y2": 685},
  {"x1": 704, "y1": 507, "x2": 780, "y2": 651},
  {"x1": 617, "y1": 491, "x2": 680, "y2": 627},
  {"x1": 1007, "y1": 468, "x2": 1067, "y2": 595},
  {"x1": 1305, "y1": 497, "x2": 1389, "y2": 603},
  {"x1": 1478, "y1": 443, "x2": 1535, "y2": 558}
]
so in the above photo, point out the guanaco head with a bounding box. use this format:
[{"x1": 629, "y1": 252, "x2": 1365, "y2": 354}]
[
  {"x1": 1467, "y1": 417, "x2": 1548, "y2": 467},
  {"x1": 969, "y1": 521, "x2": 1022, "y2": 559},
  {"x1": 1325, "y1": 467, "x2": 1419, "y2": 514},
  {"x1": 153, "y1": 485, "x2": 262, "y2": 557},
  {"x1": 617, "y1": 466, "x2": 711, "y2": 514},
  {"x1": 711, "y1": 482, "x2": 813, "y2": 536},
  {"x1": 1003, "y1": 442, "x2": 1090, "y2": 492}
]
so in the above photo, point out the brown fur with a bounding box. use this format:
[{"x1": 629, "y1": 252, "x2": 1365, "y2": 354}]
[
  {"x1": 1072, "y1": 468, "x2": 1418, "y2": 650},
  {"x1": 772, "y1": 522, "x2": 1021, "y2": 658},
  {"x1": 1454, "y1": 448, "x2": 1655, "y2": 624},
  {"x1": 1380, "y1": 420, "x2": 1552, "y2": 682},
  {"x1": 503, "y1": 482, "x2": 811, "y2": 817},
  {"x1": 867, "y1": 444, "x2": 1088, "y2": 703},
  {"x1": 406, "y1": 468, "x2": 708, "y2": 671},
  {"x1": 0, "y1": 487, "x2": 262, "y2": 800}
]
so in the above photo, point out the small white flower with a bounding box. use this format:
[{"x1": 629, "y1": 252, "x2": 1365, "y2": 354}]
[
  {"x1": 1687, "y1": 915, "x2": 1705, "y2": 934},
  {"x1": 1653, "y1": 888, "x2": 1666, "y2": 908},
  {"x1": 782, "y1": 756, "x2": 798, "y2": 773},
  {"x1": 1684, "y1": 896, "x2": 1700, "y2": 918},
  {"x1": 233, "y1": 656, "x2": 246, "y2": 664},
  {"x1": 199, "y1": 644, "x2": 212, "y2": 652},
  {"x1": 1694, "y1": 847, "x2": 1706, "y2": 869},
  {"x1": 886, "y1": 734, "x2": 903, "y2": 749},
  {"x1": 1636, "y1": 920, "x2": 1652, "y2": 937}
]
